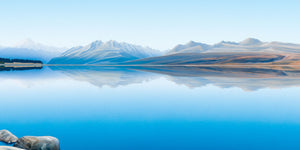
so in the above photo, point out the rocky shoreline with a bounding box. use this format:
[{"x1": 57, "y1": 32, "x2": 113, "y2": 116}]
[{"x1": 0, "y1": 130, "x2": 60, "y2": 150}]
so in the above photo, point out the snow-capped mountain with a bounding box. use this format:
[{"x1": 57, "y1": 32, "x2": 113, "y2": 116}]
[
  {"x1": 167, "y1": 38, "x2": 300, "y2": 54},
  {"x1": 0, "y1": 39, "x2": 66, "y2": 62},
  {"x1": 15, "y1": 39, "x2": 66, "y2": 52},
  {"x1": 239, "y1": 38, "x2": 263, "y2": 46},
  {"x1": 3, "y1": 38, "x2": 300, "y2": 65},
  {"x1": 49, "y1": 40, "x2": 162, "y2": 64}
]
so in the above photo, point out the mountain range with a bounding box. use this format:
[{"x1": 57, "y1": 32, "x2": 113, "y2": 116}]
[
  {"x1": 2, "y1": 38, "x2": 300, "y2": 65},
  {"x1": 167, "y1": 38, "x2": 300, "y2": 54},
  {"x1": 49, "y1": 38, "x2": 300, "y2": 65}
]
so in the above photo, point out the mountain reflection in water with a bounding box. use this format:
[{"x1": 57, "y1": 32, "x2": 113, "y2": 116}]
[{"x1": 47, "y1": 65, "x2": 300, "y2": 91}]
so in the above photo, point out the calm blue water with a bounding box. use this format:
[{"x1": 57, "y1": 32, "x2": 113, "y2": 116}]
[{"x1": 1, "y1": 66, "x2": 300, "y2": 150}]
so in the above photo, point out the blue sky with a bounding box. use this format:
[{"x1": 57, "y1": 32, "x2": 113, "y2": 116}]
[{"x1": 0, "y1": 0, "x2": 300, "y2": 50}]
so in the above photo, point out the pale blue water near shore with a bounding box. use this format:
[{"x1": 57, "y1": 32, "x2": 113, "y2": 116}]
[{"x1": 1, "y1": 66, "x2": 300, "y2": 149}]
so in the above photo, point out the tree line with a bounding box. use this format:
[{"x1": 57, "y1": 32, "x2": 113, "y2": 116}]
[{"x1": 0, "y1": 57, "x2": 43, "y2": 64}]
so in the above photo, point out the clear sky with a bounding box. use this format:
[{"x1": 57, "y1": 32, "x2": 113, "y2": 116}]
[{"x1": 0, "y1": 0, "x2": 300, "y2": 50}]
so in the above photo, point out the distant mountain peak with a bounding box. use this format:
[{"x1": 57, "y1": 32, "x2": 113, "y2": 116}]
[
  {"x1": 13, "y1": 38, "x2": 67, "y2": 53},
  {"x1": 0, "y1": 38, "x2": 69, "y2": 62},
  {"x1": 15, "y1": 38, "x2": 42, "y2": 49},
  {"x1": 240, "y1": 38, "x2": 263, "y2": 45},
  {"x1": 187, "y1": 40, "x2": 198, "y2": 45}
]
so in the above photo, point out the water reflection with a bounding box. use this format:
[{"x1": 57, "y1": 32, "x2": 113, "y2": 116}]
[
  {"x1": 49, "y1": 66, "x2": 159, "y2": 88},
  {"x1": 1, "y1": 66, "x2": 300, "y2": 150},
  {"x1": 0, "y1": 65, "x2": 43, "y2": 71},
  {"x1": 0, "y1": 65, "x2": 300, "y2": 91},
  {"x1": 48, "y1": 66, "x2": 300, "y2": 91}
]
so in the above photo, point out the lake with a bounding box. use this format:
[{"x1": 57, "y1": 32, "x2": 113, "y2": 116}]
[{"x1": 1, "y1": 66, "x2": 300, "y2": 150}]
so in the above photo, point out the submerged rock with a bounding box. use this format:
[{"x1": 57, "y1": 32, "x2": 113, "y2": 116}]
[
  {"x1": 0, "y1": 146, "x2": 25, "y2": 150},
  {"x1": 14, "y1": 136, "x2": 60, "y2": 150},
  {"x1": 0, "y1": 130, "x2": 18, "y2": 144}
]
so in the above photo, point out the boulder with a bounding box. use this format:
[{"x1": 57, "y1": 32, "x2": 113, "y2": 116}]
[
  {"x1": 0, "y1": 146, "x2": 25, "y2": 150},
  {"x1": 14, "y1": 136, "x2": 60, "y2": 150},
  {"x1": 0, "y1": 130, "x2": 18, "y2": 144}
]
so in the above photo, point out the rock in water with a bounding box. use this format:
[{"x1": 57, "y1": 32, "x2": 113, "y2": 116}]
[
  {"x1": 14, "y1": 136, "x2": 60, "y2": 150},
  {"x1": 0, "y1": 146, "x2": 25, "y2": 150},
  {"x1": 0, "y1": 130, "x2": 18, "y2": 144}
]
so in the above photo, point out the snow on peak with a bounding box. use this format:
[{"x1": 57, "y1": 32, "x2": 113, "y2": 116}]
[
  {"x1": 61, "y1": 40, "x2": 162, "y2": 60},
  {"x1": 240, "y1": 38, "x2": 263, "y2": 45},
  {"x1": 15, "y1": 39, "x2": 44, "y2": 49},
  {"x1": 14, "y1": 38, "x2": 67, "y2": 53}
]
